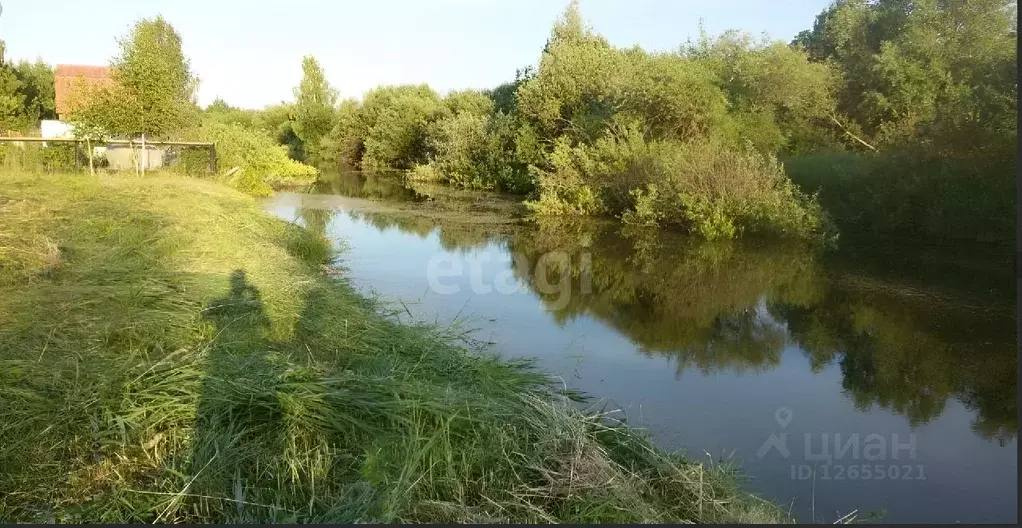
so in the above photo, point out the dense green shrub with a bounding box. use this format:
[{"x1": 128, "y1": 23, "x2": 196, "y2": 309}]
[
  {"x1": 0, "y1": 142, "x2": 80, "y2": 172},
  {"x1": 527, "y1": 123, "x2": 828, "y2": 241},
  {"x1": 683, "y1": 30, "x2": 841, "y2": 154},
  {"x1": 413, "y1": 111, "x2": 533, "y2": 193},
  {"x1": 320, "y1": 85, "x2": 444, "y2": 171},
  {"x1": 182, "y1": 119, "x2": 317, "y2": 196},
  {"x1": 515, "y1": 24, "x2": 733, "y2": 147}
]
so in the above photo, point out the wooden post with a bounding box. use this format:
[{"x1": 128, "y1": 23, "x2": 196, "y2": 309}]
[
  {"x1": 86, "y1": 137, "x2": 94, "y2": 176},
  {"x1": 209, "y1": 144, "x2": 217, "y2": 174},
  {"x1": 141, "y1": 134, "x2": 146, "y2": 176},
  {"x1": 130, "y1": 139, "x2": 139, "y2": 177}
]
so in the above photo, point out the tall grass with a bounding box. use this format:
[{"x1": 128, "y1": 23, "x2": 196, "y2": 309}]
[
  {"x1": 784, "y1": 149, "x2": 1015, "y2": 245},
  {"x1": 0, "y1": 171, "x2": 787, "y2": 523}
]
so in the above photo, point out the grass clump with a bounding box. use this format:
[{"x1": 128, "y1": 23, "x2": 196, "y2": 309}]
[{"x1": 0, "y1": 171, "x2": 787, "y2": 523}]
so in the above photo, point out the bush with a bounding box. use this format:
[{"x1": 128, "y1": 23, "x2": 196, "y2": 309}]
[
  {"x1": 182, "y1": 119, "x2": 318, "y2": 196},
  {"x1": 0, "y1": 143, "x2": 81, "y2": 173},
  {"x1": 414, "y1": 111, "x2": 533, "y2": 193},
  {"x1": 526, "y1": 123, "x2": 828, "y2": 241}
]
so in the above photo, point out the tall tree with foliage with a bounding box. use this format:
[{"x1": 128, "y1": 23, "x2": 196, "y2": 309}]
[
  {"x1": 292, "y1": 56, "x2": 337, "y2": 163},
  {"x1": 684, "y1": 30, "x2": 840, "y2": 154},
  {"x1": 793, "y1": 0, "x2": 1017, "y2": 152},
  {"x1": 0, "y1": 41, "x2": 26, "y2": 131},
  {"x1": 13, "y1": 59, "x2": 56, "y2": 124},
  {"x1": 72, "y1": 16, "x2": 197, "y2": 138},
  {"x1": 0, "y1": 42, "x2": 57, "y2": 132}
]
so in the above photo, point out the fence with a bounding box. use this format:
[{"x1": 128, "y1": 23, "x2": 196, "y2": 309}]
[{"x1": 0, "y1": 137, "x2": 216, "y2": 175}]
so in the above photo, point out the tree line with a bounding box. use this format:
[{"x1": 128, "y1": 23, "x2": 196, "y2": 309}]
[
  {"x1": 316, "y1": 0, "x2": 1016, "y2": 243},
  {"x1": 0, "y1": 0, "x2": 1015, "y2": 242}
]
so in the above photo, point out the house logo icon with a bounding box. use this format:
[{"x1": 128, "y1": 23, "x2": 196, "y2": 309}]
[{"x1": 756, "y1": 407, "x2": 793, "y2": 459}]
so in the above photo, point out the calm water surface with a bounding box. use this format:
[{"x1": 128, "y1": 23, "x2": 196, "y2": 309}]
[{"x1": 265, "y1": 172, "x2": 1017, "y2": 524}]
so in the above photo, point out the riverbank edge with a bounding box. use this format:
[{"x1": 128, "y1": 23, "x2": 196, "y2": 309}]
[{"x1": 0, "y1": 171, "x2": 790, "y2": 523}]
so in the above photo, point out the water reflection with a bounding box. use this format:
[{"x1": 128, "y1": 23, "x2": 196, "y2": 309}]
[
  {"x1": 508, "y1": 220, "x2": 821, "y2": 375},
  {"x1": 312, "y1": 170, "x2": 425, "y2": 202},
  {"x1": 267, "y1": 179, "x2": 1018, "y2": 522},
  {"x1": 347, "y1": 209, "x2": 504, "y2": 252},
  {"x1": 507, "y1": 219, "x2": 1015, "y2": 444},
  {"x1": 294, "y1": 197, "x2": 1016, "y2": 445}
]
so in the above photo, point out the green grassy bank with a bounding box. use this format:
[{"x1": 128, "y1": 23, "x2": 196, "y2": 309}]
[{"x1": 0, "y1": 171, "x2": 786, "y2": 523}]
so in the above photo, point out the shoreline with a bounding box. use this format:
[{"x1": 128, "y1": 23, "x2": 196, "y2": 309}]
[{"x1": 0, "y1": 171, "x2": 790, "y2": 523}]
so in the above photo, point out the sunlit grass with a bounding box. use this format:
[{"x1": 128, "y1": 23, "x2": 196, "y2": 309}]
[{"x1": 0, "y1": 171, "x2": 788, "y2": 523}]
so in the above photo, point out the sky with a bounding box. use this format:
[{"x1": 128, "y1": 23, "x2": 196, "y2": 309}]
[{"x1": 0, "y1": 0, "x2": 833, "y2": 109}]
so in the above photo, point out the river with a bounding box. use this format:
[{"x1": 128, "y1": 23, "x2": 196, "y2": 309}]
[{"x1": 264, "y1": 171, "x2": 1017, "y2": 524}]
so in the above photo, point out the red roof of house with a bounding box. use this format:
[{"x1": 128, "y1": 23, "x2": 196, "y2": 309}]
[{"x1": 54, "y1": 64, "x2": 114, "y2": 119}]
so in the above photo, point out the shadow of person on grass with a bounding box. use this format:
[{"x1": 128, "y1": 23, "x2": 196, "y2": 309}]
[{"x1": 187, "y1": 269, "x2": 289, "y2": 523}]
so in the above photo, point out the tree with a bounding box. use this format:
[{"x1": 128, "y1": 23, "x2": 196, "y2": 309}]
[
  {"x1": 442, "y1": 89, "x2": 493, "y2": 117},
  {"x1": 72, "y1": 16, "x2": 197, "y2": 138},
  {"x1": 13, "y1": 59, "x2": 56, "y2": 124},
  {"x1": 204, "y1": 97, "x2": 259, "y2": 128},
  {"x1": 71, "y1": 121, "x2": 107, "y2": 175},
  {"x1": 0, "y1": 41, "x2": 26, "y2": 131},
  {"x1": 292, "y1": 56, "x2": 337, "y2": 163},
  {"x1": 320, "y1": 84, "x2": 444, "y2": 170},
  {"x1": 685, "y1": 31, "x2": 840, "y2": 153},
  {"x1": 793, "y1": 0, "x2": 1017, "y2": 152}
]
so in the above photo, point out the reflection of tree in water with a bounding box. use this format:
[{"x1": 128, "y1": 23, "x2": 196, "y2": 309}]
[
  {"x1": 331, "y1": 207, "x2": 1015, "y2": 443},
  {"x1": 298, "y1": 206, "x2": 334, "y2": 239},
  {"x1": 777, "y1": 280, "x2": 1017, "y2": 444},
  {"x1": 345, "y1": 209, "x2": 505, "y2": 252},
  {"x1": 315, "y1": 170, "x2": 423, "y2": 202},
  {"x1": 508, "y1": 219, "x2": 821, "y2": 375},
  {"x1": 506, "y1": 218, "x2": 1016, "y2": 442}
]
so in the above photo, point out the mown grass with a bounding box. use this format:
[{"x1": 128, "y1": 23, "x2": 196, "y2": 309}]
[{"x1": 0, "y1": 170, "x2": 788, "y2": 523}]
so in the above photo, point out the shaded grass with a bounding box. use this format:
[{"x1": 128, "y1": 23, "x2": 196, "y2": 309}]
[
  {"x1": 784, "y1": 150, "x2": 1015, "y2": 245},
  {"x1": 0, "y1": 171, "x2": 788, "y2": 523}
]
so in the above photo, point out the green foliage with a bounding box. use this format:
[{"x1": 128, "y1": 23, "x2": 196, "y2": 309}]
[
  {"x1": 794, "y1": 0, "x2": 1017, "y2": 153},
  {"x1": 0, "y1": 142, "x2": 79, "y2": 172},
  {"x1": 13, "y1": 59, "x2": 56, "y2": 124},
  {"x1": 292, "y1": 56, "x2": 338, "y2": 163},
  {"x1": 684, "y1": 30, "x2": 841, "y2": 153},
  {"x1": 486, "y1": 66, "x2": 535, "y2": 115},
  {"x1": 0, "y1": 63, "x2": 24, "y2": 131},
  {"x1": 786, "y1": 148, "x2": 1014, "y2": 243},
  {"x1": 419, "y1": 111, "x2": 489, "y2": 187},
  {"x1": 0, "y1": 42, "x2": 29, "y2": 131},
  {"x1": 526, "y1": 123, "x2": 828, "y2": 241},
  {"x1": 203, "y1": 98, "x2": 260, "y2": 128},
  {"x1": 256, "y1": 103, "x2": 306, "y2": 161},
  {"x1": 318, "y1": 99, "x2": 362, "y2": 167},
  {"x1": 784, "y1": 0, "x2": 1017, "y2": 243},
  {"x1": 320, "y1": 84, "x2": 444, "y2": 170},
  {"x1": 183, "y1": 118, "x2": 318, "y2": 196},
  {"x1": 0, "y1": 48, "x2": 56, "y2": 131},
  {"x1": 71, "y1": 16, "x2": 198, "y2": 138},
  {"x1": 510, "y1": 5, "x2": 828, "y2": 241},
  {"x1": 442, "y1": 89, "x2": 492, "y2": 117},
  {"x1": 416, "y1": 110, "x2": 533, "y2": 193}
]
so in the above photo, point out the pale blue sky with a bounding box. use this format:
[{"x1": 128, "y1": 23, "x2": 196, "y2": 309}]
[{"x1": 0, "y1": 0, "x2": 832, "y2": 109}]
